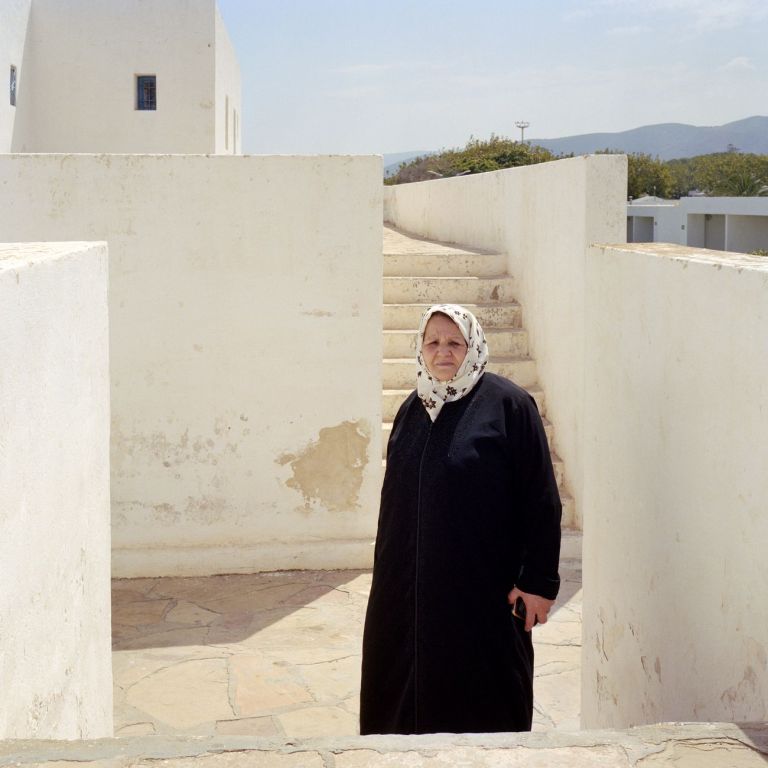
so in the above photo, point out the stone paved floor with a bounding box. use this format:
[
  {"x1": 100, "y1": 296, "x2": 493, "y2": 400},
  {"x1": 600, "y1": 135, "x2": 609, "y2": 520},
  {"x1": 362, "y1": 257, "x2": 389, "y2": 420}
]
[{"x1": 112, "y1": 556, "x2": 581, "y2": 739}]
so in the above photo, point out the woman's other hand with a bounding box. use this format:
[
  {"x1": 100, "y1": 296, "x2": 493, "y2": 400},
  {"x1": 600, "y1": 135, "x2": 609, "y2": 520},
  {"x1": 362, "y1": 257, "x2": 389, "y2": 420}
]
[{"x1": 508, "y1": 587, "x2": 555, "y2": 632}]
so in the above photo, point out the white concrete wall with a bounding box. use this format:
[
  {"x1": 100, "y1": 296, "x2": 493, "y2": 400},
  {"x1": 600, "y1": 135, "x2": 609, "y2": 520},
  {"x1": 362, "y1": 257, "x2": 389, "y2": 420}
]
[
  {"x1": 0, "y1": 154, "x2": 382, "y2": 578},
  {"x1": 11, "y1": 0, "x2": 219, "y2": 153},
  {"x1": 214, "y1": 5, "x2": 242, "y2": 154},
  {"x1": 0, "y1": 241, "x2": 112, "y2": 739},
  {"x1": 629, "y1": 197, "x2": 768, "y2": 253},
  {"x1": 653, "y1": 208, "x2": 685, "y2": 245},
  {"x1": 0, "y1": 0, "x2": 31, "y2": 151},
  {"x1": 725, "y1": 214, "x2": 768, "y2": 253},
  {"x1": 384, "y1": 155, "x2": 628, "y2": 528},
  {"x1": 582, "y1": 242, "x2": 768, "y2": 728}
]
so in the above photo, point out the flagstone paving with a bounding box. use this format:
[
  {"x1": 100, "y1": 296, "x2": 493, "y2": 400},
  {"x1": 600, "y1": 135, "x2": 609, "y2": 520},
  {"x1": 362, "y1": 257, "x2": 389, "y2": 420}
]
[{"x1": 112, "y1": 550, "x2": 582, "y2": 739}]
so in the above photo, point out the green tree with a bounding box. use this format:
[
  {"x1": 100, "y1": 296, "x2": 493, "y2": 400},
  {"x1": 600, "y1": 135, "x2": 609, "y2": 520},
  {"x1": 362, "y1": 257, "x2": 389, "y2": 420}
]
[
  {"x1": 668, "y1": 153, "x2": 768, "y2": 196},
  {"x1": 385, "y1": 134, "x2": 556, "y2": 185},
  {"x1": 597, "y1": 150, "x2": 673, "y2": 199}
]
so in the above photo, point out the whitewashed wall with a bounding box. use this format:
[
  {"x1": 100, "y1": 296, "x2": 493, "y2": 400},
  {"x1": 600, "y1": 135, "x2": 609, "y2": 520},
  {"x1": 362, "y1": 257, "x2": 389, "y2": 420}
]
[
  {"x1": 214, "y1": 5, "x2": 242, "y2": 154},
  {"x1": 11, "y1": 0, "x2": 226, "y2": 153},
  {"x1": 0, "y1": 0, "x2": 31, "y2": 152},
  {"x1": 384, "y1": 156, "x2": 627, "y2": 527},
  {"x1": 582, "y1": 243, "x2": 768, "y2": 727},
  {"x1": 0, "y1": 154, "x2": 382, "y2": 578},
  {"x1": 628, "y1": 197, "x2": 768, "y2": 253},
  {"x1": 0, "y1": 242, "x2": 112, "y2": 739}
]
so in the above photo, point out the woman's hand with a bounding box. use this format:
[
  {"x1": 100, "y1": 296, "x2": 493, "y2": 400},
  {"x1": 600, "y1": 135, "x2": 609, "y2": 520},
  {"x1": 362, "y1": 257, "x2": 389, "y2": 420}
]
[{"x1": 508, "y1": 587, "x2": 555, "y2": 632}]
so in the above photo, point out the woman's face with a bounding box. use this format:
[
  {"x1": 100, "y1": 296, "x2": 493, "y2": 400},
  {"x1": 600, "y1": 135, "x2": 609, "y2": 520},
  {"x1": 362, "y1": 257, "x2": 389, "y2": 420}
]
[{"x1": 422, "y1": 313, "x2": 468, "y2": 381}]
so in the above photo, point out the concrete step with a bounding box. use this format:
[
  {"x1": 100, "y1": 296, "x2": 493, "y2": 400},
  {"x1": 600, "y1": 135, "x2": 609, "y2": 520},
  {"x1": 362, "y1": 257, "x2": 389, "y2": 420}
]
[
  {"x1": 383, "y1": 327, "x2": 528, "y2": 358},
  {"x1": 384, "y1": 303, "x2": 522, "y2": 330},
  {"x1": 384, "y1": 276, "x2": 516, "y2": 305},
  {"x1": 381, "y1": 386, "x2": 545, "y2": 422},
  {"x1": 382, "y1": 357, "x2": 537, "y2": 390},
  {"x1": 384, "y1": 251, "x2": 508, "y2": 277}
]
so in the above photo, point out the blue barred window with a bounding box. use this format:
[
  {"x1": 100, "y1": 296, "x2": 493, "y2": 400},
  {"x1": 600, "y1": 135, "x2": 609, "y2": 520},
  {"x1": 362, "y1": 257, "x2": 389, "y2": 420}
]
[{"x1": 136, "y1": 75, "x2": 156, "y2": 110}]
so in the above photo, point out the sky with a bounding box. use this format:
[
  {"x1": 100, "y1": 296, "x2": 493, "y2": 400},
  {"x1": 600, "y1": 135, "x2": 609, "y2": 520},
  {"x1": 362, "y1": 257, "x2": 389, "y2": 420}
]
[{"x1": 216, "y1": 0, "x2": 768, "y2": 156}]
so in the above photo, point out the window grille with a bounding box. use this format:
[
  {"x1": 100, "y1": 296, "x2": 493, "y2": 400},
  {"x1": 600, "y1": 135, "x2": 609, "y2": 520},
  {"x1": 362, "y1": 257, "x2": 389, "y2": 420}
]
[
  {"x1": 10, "y1": 65, "x2": 17, "y2": 107},
  {"x1": 137, "y1": 75, "x2": 156, "y2": 110}
]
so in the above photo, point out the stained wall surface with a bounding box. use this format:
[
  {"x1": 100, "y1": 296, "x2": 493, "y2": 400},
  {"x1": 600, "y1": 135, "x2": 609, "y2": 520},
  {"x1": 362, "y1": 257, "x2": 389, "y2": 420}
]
[
  {"x1": 0, "y1": 0, "x2": 31, "y2": 151},
  {"x1": 0, "y1": 242, "x2": 112, "y2": 739},
  {"x1": 582, "y1": 243, "x2": 768, "y2": 727},
  {"x1": 0, "y1": 154, "x2": 382, "y2": 577},
  {"x1": 9, "y1": 0, "x2": 235, "y2": 153},
  {"x1": 383, "y1": 155, "x2": 628, "y2": 528}
]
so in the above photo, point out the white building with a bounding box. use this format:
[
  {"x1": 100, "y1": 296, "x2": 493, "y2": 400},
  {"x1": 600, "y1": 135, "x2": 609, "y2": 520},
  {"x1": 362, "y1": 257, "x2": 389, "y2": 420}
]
[
  {"x1": 1, "y1": 0, "x2": 241, "y2": 154},
  {"x1": 627, "y1": 195, "x2": 768, "y2": 253}
]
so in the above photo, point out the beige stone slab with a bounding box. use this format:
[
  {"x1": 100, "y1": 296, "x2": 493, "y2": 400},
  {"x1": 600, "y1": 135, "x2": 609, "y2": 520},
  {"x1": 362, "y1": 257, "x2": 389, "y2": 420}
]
[
  {"x1": 112, "y1": 578, "x2": 161, "y2": 595},
  {"x1": 229, "y1": 654, "x2": 313, "y2": 716},
  {"x1": 278, "y1": 706, "x2": 359, "y2": 739},
  {"x1": 338, "y1": 695, "x2": 360, "y2": 717},
  {"x1": 139, "y1": 753, "x2": 325, "y2": 768},
  {"x1": 3, "y1": 724, "x2": 767, "y2": 767},
  {"x1": 114, "y1": 722, "x2": 156, "y2": 737},
  {"x1": 125, "y1": 658, "x2": 233, "y2": 730},
  {"x1": 10, "y1": 753, "x2": 325, "y2": 768},
  {"x1": 534, "y1": 618, "x2": 581, "y2": 647},
  {"x1": 112, "y1": 565, "x2": 581, "y2": 740},
  {"x1": 535, "y1": 643, "x2": 581, "y2": 677},
  {"x1": 114, "y1": 646, "x2": 229, "y2": 690},
  {"x1": 215, "y1": 717, "x2": 282, "y2": 738},
  {"x1": 534, "y1": 668, "x2": 581, "y2": 730},
  {"x1": 635, "y1": 740, "x2": 768, "y2": 767},
  {"x1": 298, "y1": 655, "x2": 361, "y2": 703},
  {"x1": 335, "y1": 745, "x2": 631, "y2": 767},
  {"x1": 115, "y1": 626, "x2": 214, "y2": 652},
  {"x1": 165, "y1": 601, "x2": 222, "y2": 626},
  {"x1": 112, "y1": 598, "x2": 173, "y2": 628}
]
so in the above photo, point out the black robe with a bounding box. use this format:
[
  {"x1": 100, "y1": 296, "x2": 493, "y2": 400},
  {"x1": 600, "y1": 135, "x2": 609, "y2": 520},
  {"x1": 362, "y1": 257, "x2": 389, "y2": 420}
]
[{"x1": 360, "y1": 373, "x2": 562, "y2": 735}]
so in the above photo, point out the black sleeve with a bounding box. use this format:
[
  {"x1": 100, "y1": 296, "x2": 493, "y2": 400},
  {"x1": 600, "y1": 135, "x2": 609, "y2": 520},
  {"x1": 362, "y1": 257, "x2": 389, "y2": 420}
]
[{"x1": 510, "y1": 393, "x2": 562, "y2": 600}]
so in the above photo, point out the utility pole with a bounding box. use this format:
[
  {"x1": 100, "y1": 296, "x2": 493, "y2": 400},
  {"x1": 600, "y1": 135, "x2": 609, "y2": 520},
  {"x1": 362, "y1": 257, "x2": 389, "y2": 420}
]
[{"x1": 515, "y1": 121, "x2": 530, "y2": 143}]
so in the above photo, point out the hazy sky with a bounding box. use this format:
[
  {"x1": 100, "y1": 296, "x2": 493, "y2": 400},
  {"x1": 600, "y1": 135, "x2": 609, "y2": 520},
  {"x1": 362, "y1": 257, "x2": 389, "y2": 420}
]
[{"x1": 217, "y1": 0, "x2": 768, "y2": 155}]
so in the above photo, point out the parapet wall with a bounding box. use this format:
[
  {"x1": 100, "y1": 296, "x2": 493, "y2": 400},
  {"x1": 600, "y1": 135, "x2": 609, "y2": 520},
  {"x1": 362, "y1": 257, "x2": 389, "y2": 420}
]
[
  {"x1": 0, "y1": 242, "x2": 112, "y2": 739},
  {"x1": 0, "y1": 155, "x2": 383, "y2": 577},
  {"x1": 582, "y1": 243, "x2": 768, "y2": 727},
  {"x1": 384, "y1": 155, "x2": 628, "y2": 528}
]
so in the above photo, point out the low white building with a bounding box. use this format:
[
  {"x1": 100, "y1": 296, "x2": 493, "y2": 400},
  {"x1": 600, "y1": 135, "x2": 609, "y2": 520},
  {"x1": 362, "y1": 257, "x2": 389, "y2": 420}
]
[
  {"x1": 627, "y1": 195, "x2": 768, "y2": 254},
  {"x1": 1, "y1": 0, "x2": 241, "y2": 154}
]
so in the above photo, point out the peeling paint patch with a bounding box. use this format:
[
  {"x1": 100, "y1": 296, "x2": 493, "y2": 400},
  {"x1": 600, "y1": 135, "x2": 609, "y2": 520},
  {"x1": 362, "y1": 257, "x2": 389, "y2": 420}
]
[{"x1": 276, "y1": 420, "x2": 371, "y2": 513}]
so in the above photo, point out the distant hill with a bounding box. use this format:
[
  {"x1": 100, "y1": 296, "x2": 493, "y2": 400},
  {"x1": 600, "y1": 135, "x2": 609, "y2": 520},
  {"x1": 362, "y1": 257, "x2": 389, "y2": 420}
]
[
  {"x1": 383, "y1": 150, "x2": 434, "y2": 177},
  {"x1": 529, "y1": 116, "x2": 768, "y2": 160},
  {"x1": 384, "y1": 118, "x2": 768, "y2": 174}
]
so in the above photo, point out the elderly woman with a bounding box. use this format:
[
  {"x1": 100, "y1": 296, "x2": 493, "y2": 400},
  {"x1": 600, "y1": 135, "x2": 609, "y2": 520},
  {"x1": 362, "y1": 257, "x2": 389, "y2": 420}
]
[{"x1": 360, "y1": 303, "x2": 562, "y2": 735}]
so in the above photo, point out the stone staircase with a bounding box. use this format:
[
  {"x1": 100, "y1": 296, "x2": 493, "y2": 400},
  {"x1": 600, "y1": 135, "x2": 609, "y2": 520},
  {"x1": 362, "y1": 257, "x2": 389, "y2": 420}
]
[{"x1": 382, "y1": 225, "x2": 574, "y2": 526}]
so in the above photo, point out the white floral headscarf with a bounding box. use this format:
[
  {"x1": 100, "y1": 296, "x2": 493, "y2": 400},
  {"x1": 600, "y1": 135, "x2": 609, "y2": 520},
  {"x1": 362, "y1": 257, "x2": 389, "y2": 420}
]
[{"x1": 416, "y1": 304, "x2": 489, "y2": 421}]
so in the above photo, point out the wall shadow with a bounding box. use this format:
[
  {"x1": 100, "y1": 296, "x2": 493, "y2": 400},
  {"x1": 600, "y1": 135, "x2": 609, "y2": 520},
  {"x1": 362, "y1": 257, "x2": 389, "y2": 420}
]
[{"x1": 112, "y1": 569, "x2": 370, "y2": 652}]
